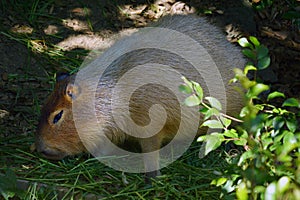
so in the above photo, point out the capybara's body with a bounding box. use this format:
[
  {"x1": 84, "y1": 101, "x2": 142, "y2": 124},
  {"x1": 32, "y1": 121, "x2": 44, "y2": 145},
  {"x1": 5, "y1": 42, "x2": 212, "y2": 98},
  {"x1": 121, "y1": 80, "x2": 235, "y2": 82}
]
[{"x1": 34, "y1": 15, "x2": 245, "y2": 176}]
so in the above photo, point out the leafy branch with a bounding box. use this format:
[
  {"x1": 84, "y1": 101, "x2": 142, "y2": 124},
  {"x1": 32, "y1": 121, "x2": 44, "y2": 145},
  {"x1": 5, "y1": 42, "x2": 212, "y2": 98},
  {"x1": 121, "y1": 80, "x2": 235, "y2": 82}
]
[{"x1": 180, "y1": 36, "x2": 300, "y2": 199}]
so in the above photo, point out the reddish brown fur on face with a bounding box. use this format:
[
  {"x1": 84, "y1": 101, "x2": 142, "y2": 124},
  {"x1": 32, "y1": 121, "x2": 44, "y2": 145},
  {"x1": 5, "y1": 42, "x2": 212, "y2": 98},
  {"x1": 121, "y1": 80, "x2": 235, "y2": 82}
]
[{"x1": 35, "y1": 75, "x2": 86, "y2": 160}]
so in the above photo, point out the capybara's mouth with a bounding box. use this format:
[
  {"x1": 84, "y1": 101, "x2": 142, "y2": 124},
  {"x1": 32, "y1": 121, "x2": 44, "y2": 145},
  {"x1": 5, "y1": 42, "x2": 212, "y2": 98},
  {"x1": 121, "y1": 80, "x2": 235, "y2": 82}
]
[
  {"x1": 32, "y1": 143, "x2": 67, "y2": 160},
  {"x1": 40, "y1": 149, "x2": 66, "y2": 160},
  {"x1": 40, "y1": 151, "x2": 66, "y2": 160}
]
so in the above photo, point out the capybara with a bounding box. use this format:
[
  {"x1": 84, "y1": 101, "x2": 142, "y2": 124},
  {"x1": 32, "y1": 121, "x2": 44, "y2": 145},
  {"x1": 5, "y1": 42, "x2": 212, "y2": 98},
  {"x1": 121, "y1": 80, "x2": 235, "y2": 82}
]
[{"x1": 33, "y1": 14, "x2": 245, "y2": 178}]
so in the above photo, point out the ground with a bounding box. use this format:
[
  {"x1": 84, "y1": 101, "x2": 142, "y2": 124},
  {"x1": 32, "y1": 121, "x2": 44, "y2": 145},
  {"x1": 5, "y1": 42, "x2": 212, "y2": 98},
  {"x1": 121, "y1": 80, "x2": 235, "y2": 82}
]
[{"x1": 0, "y1": 0, "x2": 299, "y2": 199}]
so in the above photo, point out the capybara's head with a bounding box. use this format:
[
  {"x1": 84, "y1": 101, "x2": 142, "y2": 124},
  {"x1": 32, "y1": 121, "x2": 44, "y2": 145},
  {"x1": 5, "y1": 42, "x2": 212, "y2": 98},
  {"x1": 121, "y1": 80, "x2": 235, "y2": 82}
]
[{"x1": 34, "y1": 73, "x2": 86, "y2": 160}]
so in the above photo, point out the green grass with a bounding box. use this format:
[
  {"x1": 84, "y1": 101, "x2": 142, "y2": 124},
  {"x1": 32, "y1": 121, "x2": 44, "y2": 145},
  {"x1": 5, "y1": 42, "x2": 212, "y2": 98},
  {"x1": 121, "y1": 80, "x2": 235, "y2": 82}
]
[
  {"x1": 0, "y1": 136, "x2": 226, "y2": 199},
  {"x1": 0, "y1": 0, "x2": 230, "y2": 199}
]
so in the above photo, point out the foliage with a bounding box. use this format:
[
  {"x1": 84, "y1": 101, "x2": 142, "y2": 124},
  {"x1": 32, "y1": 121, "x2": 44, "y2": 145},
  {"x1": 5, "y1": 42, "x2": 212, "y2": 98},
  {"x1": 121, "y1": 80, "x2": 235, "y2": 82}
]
[
  {"x1": 251, "y1": 0, "x2": 274, "y2": 11},
  {"x1": 252, "y1": 0, "x2": 300, "y2": 30},
  {"x1": 282, "y1": 0, "x2": 300, "y2": 30},
  {"x1": 0, "y1": 169, "x2": 25, "y2": 199},
  {"x1": 180, "y1": 36, "x2": 300, "y2": 199}
]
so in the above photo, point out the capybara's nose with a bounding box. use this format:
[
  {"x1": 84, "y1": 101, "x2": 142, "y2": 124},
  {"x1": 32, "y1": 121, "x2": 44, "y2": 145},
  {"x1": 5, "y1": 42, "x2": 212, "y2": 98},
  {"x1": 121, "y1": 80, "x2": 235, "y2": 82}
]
[{"x1": 34, "y1": 138, "x2": 66, "y2": 160}]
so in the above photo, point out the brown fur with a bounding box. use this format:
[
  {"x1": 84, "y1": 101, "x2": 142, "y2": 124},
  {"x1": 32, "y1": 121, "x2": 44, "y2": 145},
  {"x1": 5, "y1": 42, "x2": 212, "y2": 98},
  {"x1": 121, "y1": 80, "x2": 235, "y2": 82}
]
[
  {"x1": 34, "y1": 15, "x2": 245, "y2": 176},
  {"x1": 35, "y1": 76, "x2": 86, "y2": 159}
]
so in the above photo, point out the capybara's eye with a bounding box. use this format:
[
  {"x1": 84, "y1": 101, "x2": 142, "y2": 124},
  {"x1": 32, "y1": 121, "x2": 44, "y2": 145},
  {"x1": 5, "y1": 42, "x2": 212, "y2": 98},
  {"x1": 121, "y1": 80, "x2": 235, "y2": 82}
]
[{"x1": 53, "y1": 110, "x2": 63, "y2": 124}]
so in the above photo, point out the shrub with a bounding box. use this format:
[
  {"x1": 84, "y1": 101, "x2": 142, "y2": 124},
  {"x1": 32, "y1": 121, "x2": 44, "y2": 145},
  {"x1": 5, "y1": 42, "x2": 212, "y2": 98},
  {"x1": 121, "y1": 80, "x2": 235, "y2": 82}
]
[{"x1": 180, "y1": 36, "x2": 300, "y2": 199}]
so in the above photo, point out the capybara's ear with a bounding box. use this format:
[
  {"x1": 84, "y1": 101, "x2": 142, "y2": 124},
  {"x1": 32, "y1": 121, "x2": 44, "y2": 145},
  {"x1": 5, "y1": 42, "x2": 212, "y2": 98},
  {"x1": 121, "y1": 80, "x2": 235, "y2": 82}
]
[
  {"x1": 65, "y1": 83, "x2": 80, "y2": 102},
  {"x1": 56, "y1": 72, "x2": 70, "y2": 82}
]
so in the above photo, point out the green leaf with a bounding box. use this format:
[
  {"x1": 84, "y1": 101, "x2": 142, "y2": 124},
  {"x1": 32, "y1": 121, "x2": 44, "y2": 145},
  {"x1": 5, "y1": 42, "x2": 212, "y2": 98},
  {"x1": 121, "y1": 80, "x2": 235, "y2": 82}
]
[
  {"x1": 197, "y1": 135, "x2": 206, "y2": 142},
  {"x1": 203, "y1": 107, "x2": 220, "y2": 120},
  {"x1": 224, "y1": 129, "x2": 238, "y2": 138},
  {"x1": 244, "y1": 64, "x2": 257, "y2": 75},
  {"x1": 179, "y1": 84, "x2": 192, "y2": 94},
  {"x1": 264, "y1": 182, "x2": 276, "y2": 200},
  {"x1": 277, "y1": 176, "x2": 290, "y2": 194},
  {"x1": 236, "y1": 181, "x2": 248, "y2": 200},
  {"x1": 286, "y1": 117, "x2": 297, "y2": 132},
  {"x1": 0, "y1": 169, "x2": 18, "y2": 200},
  {"x1": 242, "y1": 49, "x2": 256, "y2": 60},
  {"x1": 256, "y1": 45, "x2": 269, "y2": 60},
  {"x1": 181, "y1": 76, "x2": 193, "y2": 85},
  {"x1": 272, "y1": 107, "x2": 288, "y2": 115},
  {"x1": 240, "y1": 130, "x2": 249, "y2": 139},
  {"x1": 282, "y1": 98, "x2": 300, "y2": 108},
  {"x1": 204, "y1": 9, "x2": 213, "y2": 14},
  {"x1": 216, "y1": 177, "x2": 227, "y2": 186},
  {"x1": 239, "y1": 106, "x2": 249, "y2": 118},
  {"x1": 267, "y1": 91, "x2": 285, "y2": 101},
  {"x1": 248, "y1": 83, "x2": 269, "y2": 97},
  {"x1": 234, "y1": 68, "x2": 256, "y2": 89},
  {"x1": 283, "y1": 132, "x2": 297, "y2": 146},
  {"x1": 192, "y1": 81, "x2": 204, "y2": 102},
  {"x1": 234, "y1": 138, "x2": 247, "y2": 146},
  {"x1": 283, "y1": 10, "x2": 300, "y2": 20},
  {"x1": 222, "y1": 179, "x2": 236, "y2": 193},
  {"x1": 249, "y1": 36, "x2": 260, "y2": 47},
  {"x1": 220, "y1": 116, "x2": 231, "y2": 128},
  {"x1": 211, "y1": 179, "x2": 217, "y2": 185},
  {"x1": 238, "y1": 38, "x2": 253, "y2": 49},
  {"x1": 202, "y1": 119, "x2": 224, "y2": 129},
  {"x1": 277, "y1": 132, "x2": 297, "y2": 162},
  {"x1": 238, "y1": 150, "x2": 254, "y2": 166},
  {"x1": 254, "y1": 186, "x2": 266, "y2": 194},
  {"x1": 204, "y1": 132, "x2": 224, "y2": 155},
  {"x1": 257, "y1": 56, "x2": 271, "y2": 70},
  {"x1": 205, "y1": 97, "x2": 222, "y2": 111},
  {"x1": 199, "y1": 107, "x2": 209, "y2": 115},
  {"x1": 184, "y1": 94, "x2": 201, "y2": 107},
  {"x1": 272, "y1": 116, "x2": 285, "y2": 131},
  {"x1": 255, "y1": 104, "x2": 264, "y2": 111},
  {"x1": 249, "y1": 113, "x2": 268, "y2": 133},
  {"x1": 262, "y1": 137, "x2": 273, "y2": 150},
  {"x1": 182, "y1": 76, "x2": 193, "y2": 88}
]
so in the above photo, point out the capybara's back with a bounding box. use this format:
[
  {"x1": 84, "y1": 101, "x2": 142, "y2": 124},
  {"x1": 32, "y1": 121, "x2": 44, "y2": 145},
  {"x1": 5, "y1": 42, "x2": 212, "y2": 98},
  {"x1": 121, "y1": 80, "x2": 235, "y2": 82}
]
[{"x1": 34, "y1": 15, "x2": 246, "y2": 177}]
